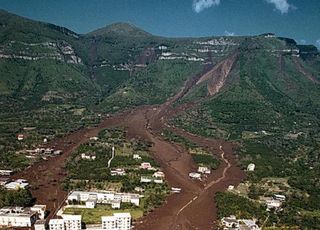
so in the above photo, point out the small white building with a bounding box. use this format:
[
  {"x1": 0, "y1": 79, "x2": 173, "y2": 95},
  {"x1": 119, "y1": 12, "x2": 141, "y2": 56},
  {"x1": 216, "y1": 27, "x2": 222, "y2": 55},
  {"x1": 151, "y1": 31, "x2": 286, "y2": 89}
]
[
  {"x1": 227, "y1": 185, "x2": 235, "y2": 191},
  {"x1": 133, "y1": 154, "x2": 141, "y2": 160},
  {"x1": 274, "y1": 194, "x2": 286, "y2": 201},
  {"x1": 198, "y1": 166, "x2": 211, "y2": 174},
  {"x1": 247, "y1": 163, "x2": 255, "y2": 172},
  {"x1": 4, "y1": 179, "x2": 29, "y2": 190},
  {"x1": 110, "y1": 168, "x2": 126, "y2": 176},
  {"x1": 81, "y1": 153, "x2": 96, "y2": 160},
  {"x1": 0, "y1": 170, "x2": 13, "y2": 176},
  {"x1": 153, "y1": 171, "x2": 165, "y2": 178},
  {"x1": 140, "y1": 176, "x2": 152, "y2": 183},
  {"x1": 140, "y1": 162, "x2": 152, "y2": 170},
  {"x1": 266, "y1": 199, "x2": 282, "y2": 211},
  {"x1": 154, "y1": 179, "x2": 164, "y2": 184},
  {"x1": 49, "y1": 218, "x2": 65, "y2": 230},
  {"x1": 17, "y1": 134, "x2": 24, "y2": 141},
  {"x1": 221, "y1": 215, "x2": 239, "y2": 228},
  {"x1": 89, "y1": 136, "x2": 99, "y2": 141},
  {"x1": 189, "y1": 172, "x2": 201, "y2": 180}
]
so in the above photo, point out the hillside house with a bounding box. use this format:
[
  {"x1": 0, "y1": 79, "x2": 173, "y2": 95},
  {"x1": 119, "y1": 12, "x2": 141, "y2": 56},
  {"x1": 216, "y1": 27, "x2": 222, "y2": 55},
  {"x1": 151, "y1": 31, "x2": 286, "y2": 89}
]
[
  {"x1": 89, "y1": 136, "x2": 99, "y2": 141},
  {"x1": 133, "y1": 154, "x2": 141, "y2": 160},
  {"x1": 17, "y1": 134, "x2": 24, "y2": 141},
  {"x1": 140, "y1": 162, "x2": 151, "y2": 170},
  {"x1": 274, "y1": 194, "x2": 286, "y2": 201},
  {"x1": 266, "y1": 199, "x2": 282, "y2": 211},
  {"x1": 189, "y1": 172, "x2": 201, "y2": 180},
  {"x1": 247, "y1": 163, "x2": 255, "y2": 171},
  {"x1": 110, "y1": 168, "x2": 126, "y2": 176},
  {"x1": 34, "y1": 220, "x2": 46, "y2": 230},
  {"x1": 153, "y1": 171, "x2": 165, "y2": 178},
  {"x1": 197, "y1": 166, "x2": 211, "y2": 174},
  {"x1": 81, "y1": 153, "x2": 96, "y2": 160},
  {"x1": 221, "y1": 215, "x2": 261, "y2": 229},
  {"x1": 0, "y1": 170, "x2": 13, "y2": 176},
  {"x1": 140, "y1": 176, "x2": 152, "y2": 183},
  {"x1": 4, "y1": 179, "x2": 29, "y2": 190}
]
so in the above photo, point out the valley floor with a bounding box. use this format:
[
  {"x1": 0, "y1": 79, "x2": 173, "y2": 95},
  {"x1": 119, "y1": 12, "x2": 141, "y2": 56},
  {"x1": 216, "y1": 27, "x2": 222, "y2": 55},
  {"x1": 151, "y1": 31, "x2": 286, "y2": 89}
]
[{"x1": 10, "y1": 62, "x2": 246, "y2": 229}]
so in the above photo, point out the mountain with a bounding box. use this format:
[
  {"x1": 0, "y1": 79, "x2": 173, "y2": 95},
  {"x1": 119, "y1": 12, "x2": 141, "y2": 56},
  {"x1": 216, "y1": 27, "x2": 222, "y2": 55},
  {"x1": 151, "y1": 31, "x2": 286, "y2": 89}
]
[
  {"x1": 87, "y1": 22, "x2": 152, "y2": 37},
  {"x1": 1, "y1": 9, "x2": 320, "y2": 229}
]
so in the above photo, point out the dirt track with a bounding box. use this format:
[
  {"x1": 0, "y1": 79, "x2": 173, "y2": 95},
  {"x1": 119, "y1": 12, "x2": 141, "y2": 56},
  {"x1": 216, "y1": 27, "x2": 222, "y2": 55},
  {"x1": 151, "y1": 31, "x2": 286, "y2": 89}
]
[{"x1": 12, "y1": 55, "x2": 246, "y2": 229}]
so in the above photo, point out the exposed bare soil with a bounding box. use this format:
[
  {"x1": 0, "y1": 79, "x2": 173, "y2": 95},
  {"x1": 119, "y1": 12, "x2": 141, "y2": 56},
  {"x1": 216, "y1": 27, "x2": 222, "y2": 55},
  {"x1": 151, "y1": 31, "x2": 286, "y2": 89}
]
[{"x1": 11, "y1": 54, "x2": 245, "y2": 229}]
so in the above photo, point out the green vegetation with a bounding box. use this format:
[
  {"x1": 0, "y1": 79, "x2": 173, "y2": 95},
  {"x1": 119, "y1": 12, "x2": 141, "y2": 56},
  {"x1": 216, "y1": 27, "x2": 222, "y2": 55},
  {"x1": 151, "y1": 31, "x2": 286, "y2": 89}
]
[{"x1": 0, "y1": 188, "x2": 33, "y2": 208}]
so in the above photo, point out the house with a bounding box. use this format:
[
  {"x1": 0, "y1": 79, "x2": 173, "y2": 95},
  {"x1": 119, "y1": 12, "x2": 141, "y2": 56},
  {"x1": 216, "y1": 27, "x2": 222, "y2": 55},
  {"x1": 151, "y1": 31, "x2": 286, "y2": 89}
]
[
  {"x1": 49, "y1": 219, "x2": 65, "y2": 230},
  {"x1": 4, "y1": 179, "x2": 29, "y2": 190},
  {"x1": 0, "y1": 207, "x2": 37, "y2": 228},
  {"x1": 54, "y1": 150, "x2": 63, "y2": 155},
  {"x1": 133, "y1": 154, "x2": 141, "y2": 160},
  {"x1": 140, "y1": 162, "x2": 152, "y2": 169},
  {"x1": 140, "y1": 176, "x2": 152, "y2": 183},
  {"x1": 17, "y1": 134, "x2": 24, "y2": 141},
  {"x1": 153, "y1": 171, "x2": 165, "y2": 178},
  {"x1": 189, "y1": 172, "x2": 201, "y2": 180},
  {"x1": 0, "y1": 170, "x2": 13, "y2": 176},
  {"x1": 102, "y1": 213, "x2": 131, "y2": 230},
  {"x1": 266, "y1": 199, "x2": 282, "y2": 211},
  {"x1": 198, "y1": 166, "x2": 211, "y2": 174},
  {"x1": 134, "y1": 187, "x2": 145, "y2": 193},
  {"x1": 154, "y1": 179, "x2": 164, "y2": 184},
  {"x1": 157, "y1": 45, "x2": 168, "y2": 50},
  {"x1": 89, "y1": 137, "x2": 99, "y2": 141},
  {"x1": 81, "y1": 152, "x2": 96, "y2": 160},
  {"x1": 274, "y1": 194, "x2": 286, "y2": 201},
  {"x1": 221, "y1": 215, "x2": 261, "y2": 229},
  {"x1": 43, "y1": 138, "x2": 48, "y2": 143},
  {"x1": 30, "y1": 204, "x2": 46, "y2": 219},
  {"x1": 110, "y1": 168, "x2": 126, "y2": 176},
  {"x1": 221, "y1": 215, "x2": 239, "y2": 228},
  {"x1": 228, "y1": 185, "x2": 235, "y2": 191},
  {"x1": 247, "y1": 163, "x2": 255, "y2": 171},
  {"x1": 171, "y1": 187, "x2": 182, "y2": 193},
  {"x1": 61, "y1": 214, "x2": 82, "y2": 230}
]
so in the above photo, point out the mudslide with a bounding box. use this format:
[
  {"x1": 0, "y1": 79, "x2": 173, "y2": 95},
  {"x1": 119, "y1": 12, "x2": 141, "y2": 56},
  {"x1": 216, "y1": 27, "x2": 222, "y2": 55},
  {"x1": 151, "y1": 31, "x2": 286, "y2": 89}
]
[{"x1": 11, "y1": 54, "x2": 245, "y2": 229}]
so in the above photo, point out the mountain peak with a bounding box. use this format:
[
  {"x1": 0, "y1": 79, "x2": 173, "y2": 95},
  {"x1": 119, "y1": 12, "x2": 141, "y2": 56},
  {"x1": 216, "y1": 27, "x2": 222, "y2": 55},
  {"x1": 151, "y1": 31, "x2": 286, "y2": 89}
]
[{"x1": 87, "y1": 22, "x2": 152, "y2": 37}]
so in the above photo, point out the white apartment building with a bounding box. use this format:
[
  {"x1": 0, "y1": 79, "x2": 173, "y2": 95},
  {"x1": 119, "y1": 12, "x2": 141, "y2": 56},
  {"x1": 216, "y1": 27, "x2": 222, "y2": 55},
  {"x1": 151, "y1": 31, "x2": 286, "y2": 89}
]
[
  {"x1": 67, "y1": 191, "x2": 140, "y2": 208},
  {"x1": 102, "y1": 213, "x2": 131, "y2": 230},
  {"x1": 49, "y1": 215, "x2": 81, "y2": 230},
  {"x1": 0, "y1": 207, "x2": 37, "y2": 227},
  {"x1": 49, "y1": 218, "x2": 65, "y2": 230},
  {"x1": 62, "y1": 214, "x2": 82, "y2": 230}
]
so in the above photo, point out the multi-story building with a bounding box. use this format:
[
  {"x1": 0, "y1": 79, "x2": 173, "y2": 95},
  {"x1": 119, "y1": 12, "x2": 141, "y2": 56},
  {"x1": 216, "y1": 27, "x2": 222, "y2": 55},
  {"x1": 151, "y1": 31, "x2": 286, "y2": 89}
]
[
  {"x1": 49, "y1": 215, "x2": 81, "y2": 230},
  {"x1": 49, "y1": 218, "x2": 64, "y2": 230},
  {"x1": 101, "y1": 213, "x2": 131, "y2": 230},
  {"x1": 62, "y1": 214, "x2": 81, "y2": 230},
  {"x1": 0, "y1": 207, "x2": 37, "y2": 227}
]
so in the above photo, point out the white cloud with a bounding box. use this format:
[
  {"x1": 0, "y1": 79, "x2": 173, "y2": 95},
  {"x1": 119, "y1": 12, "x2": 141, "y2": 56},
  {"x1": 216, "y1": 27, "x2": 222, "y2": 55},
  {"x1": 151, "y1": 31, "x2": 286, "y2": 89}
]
[
  {"x1": 299, "y1": 39, "x2": 306, "y2": 45},
  {"x1": 265, "y1": 0, "x2": 294, "y2": 14},
  {"x1": 224, "y1": 30, "x2": 235, "y2": 36},
  {"x1": 316, "y1": 39, "x2": 320, "y2": 47},
  {"x1": 192, "y1": 0, "x2": 220, "y2": 13}
]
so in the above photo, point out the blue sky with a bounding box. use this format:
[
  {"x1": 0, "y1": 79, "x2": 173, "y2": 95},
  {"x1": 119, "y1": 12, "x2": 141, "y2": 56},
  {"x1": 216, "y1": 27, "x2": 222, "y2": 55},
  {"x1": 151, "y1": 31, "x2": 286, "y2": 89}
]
[{"x1": 0, "y1": 0, "x2": 319, "y2": 47}]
